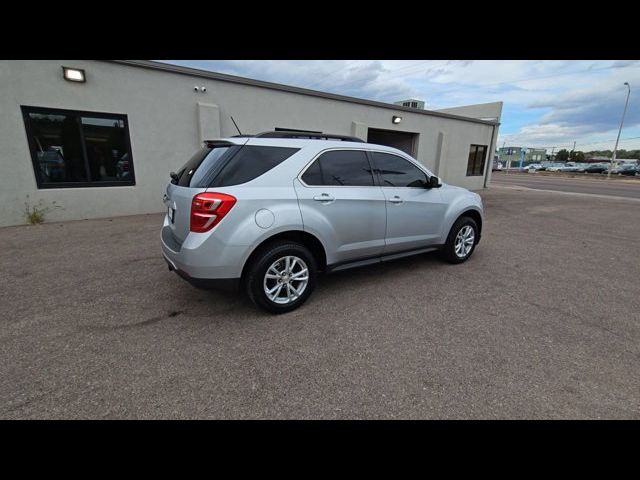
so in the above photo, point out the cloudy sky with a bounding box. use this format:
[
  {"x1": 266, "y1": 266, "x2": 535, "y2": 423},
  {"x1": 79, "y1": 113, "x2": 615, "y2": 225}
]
[{"x1": 161, "y1": 60, "x2": 640, "y2": 151}]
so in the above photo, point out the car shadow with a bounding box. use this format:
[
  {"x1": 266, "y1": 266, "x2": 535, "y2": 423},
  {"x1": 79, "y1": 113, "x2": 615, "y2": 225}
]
[
  {"x1": 315, "y1": 251, "x2": 444, "y2": 294},
  {"x1": 143, "y1": 250, "x2": 449, "y2": 323}
]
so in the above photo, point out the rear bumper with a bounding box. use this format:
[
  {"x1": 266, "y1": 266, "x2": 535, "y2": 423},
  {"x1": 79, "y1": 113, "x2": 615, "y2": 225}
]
[
  {"x1": 160, "y1": 217, "x2": 247, "y2": 289},
  {"x1": 164, "y1": 255, "x2": 240, "y2": 291}
]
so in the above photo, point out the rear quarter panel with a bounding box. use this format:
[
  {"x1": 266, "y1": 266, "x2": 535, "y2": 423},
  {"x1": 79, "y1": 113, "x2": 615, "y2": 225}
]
[{"x1": 199, "y1": 184, "x2": 305, "y2": 277}]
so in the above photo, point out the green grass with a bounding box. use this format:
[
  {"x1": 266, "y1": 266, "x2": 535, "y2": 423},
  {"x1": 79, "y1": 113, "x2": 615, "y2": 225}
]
[{"x1": 24, "y1": 196, "x2": 61, "y2": 225}]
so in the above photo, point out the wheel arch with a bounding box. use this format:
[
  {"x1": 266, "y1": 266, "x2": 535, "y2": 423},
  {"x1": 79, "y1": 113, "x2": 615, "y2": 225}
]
[
  {"x1": 241, "y1": 230, "x2": 328, "y2": 280},
  {"x1": 445, "y1": 208, "x2": 483, "y2": 243},
  {"x1": 460, "y1": 209, "x2": 482, "y2": 239}
]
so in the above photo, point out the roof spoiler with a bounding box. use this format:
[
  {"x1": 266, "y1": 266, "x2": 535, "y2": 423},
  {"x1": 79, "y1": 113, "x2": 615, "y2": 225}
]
[{"x1": 203, "y1": 139, "x2": 243, "y2": 147}]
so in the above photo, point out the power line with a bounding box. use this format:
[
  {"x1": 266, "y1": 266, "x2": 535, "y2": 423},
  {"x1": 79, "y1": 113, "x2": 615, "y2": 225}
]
[{"x1": 575, "y1": 136, "x2": 640, "y2": 148}]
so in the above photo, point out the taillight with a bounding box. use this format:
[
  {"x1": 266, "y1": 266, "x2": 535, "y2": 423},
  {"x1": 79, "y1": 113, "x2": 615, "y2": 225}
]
[{"x1": 190, "y1": 192, "x2": 237, "y2": 233}]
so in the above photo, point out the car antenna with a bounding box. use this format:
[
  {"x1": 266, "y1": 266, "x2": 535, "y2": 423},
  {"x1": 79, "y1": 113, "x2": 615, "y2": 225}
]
[{"x1": 230, "y1": 115, "x2": 242, "y2": 136}]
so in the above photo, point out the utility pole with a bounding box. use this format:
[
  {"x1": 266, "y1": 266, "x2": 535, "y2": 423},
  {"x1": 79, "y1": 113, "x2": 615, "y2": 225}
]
[
  {"x1": 608, "y1": 82, "x2": 631, "y2": 179},
  {"x1": 519, "y1": 147, "x2": 526, "y2": 170}
]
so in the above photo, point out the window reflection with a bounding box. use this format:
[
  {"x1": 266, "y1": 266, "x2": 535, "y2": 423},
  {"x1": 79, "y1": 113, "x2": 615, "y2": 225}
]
[{"x1": 23, "y1": 107, "x2": 134, "y2": 188}]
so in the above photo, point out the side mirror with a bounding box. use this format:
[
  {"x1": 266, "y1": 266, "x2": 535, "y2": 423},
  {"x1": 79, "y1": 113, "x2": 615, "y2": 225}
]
[{"x1": 427, "y1": 176, "x2": 441, "y2": 188}]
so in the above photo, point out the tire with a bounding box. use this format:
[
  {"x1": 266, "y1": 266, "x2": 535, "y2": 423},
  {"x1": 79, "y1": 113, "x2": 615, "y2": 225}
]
[
  {"x1": 244, "y1": 241, "x2": 317, "y2": 314},
  {"x1": 440, "y1": 216, "x2": 479, "y2": 264}
]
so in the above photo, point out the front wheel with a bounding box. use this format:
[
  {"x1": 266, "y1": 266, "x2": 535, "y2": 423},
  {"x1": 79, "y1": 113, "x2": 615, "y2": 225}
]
[
  {"x1": 245, "y1": 242, "x2": 317, "y2": 314},
  {"x1": 440, "y1": 216, "x2": 479, "y2": 264}
]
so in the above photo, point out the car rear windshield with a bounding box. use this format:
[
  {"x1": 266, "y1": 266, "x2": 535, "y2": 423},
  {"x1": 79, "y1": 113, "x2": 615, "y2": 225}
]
[
  {"x1": 209, "y1": 146, "x2": 299, "y2": 187},
  {"x1": 173, "y1": 145, "x2": 239, "y2": 187},
  {"x1": 173, "y1": 144, "x2": 300, "y2": 188}
]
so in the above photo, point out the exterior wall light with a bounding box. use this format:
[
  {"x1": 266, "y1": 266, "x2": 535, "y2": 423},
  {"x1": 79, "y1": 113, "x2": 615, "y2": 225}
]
[
  {"x1": 392, "y1": 115, "x2": 402, "y2": 124},
  {"x1": 62, "y1": 66, "x2": 86, "y2": 83}
]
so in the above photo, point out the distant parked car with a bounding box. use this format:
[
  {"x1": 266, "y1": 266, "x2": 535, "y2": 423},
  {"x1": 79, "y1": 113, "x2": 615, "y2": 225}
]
[
  {"x1": 558, "y1": 163, "x2": 581, "y2": 172},
  {"x1": 616, "y1": 164, "x2": 639, "y2": 176},
  {"x1": 584, "y1": 163, "x2": 608, "y2": 174},
  {"x1": 601, "y1": 164, "x2": 634, "y2": 175},
  {"x1": 492, "y1": 161, "x2": 503, "y2": 172},
  {"x1": 546, "y1": 163, "x2": 566, "y2": 172},
  {"x1": 523, "y1": 163, "x2": 543, "y2": 172}
]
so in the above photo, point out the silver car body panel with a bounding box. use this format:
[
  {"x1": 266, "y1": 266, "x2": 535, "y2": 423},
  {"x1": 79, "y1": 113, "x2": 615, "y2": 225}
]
[{"x1": 161, "y1": 137, "x2": 484, "y2": 281}]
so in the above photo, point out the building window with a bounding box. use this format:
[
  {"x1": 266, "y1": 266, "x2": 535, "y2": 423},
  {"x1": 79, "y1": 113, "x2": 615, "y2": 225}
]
[
  {"x1": 21, "y1": 106, "x2": 135, "y2": 188},
  {"x1": 410, "y1": 102, "x2": 418, "y2": 108},
  {"x1": 466, "y1": 144, "x2": 488, "y2": 176}
]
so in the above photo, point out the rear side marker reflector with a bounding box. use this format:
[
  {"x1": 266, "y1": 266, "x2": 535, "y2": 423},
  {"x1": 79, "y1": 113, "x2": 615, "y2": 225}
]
[{"x1": 190, "y1": 192, "x2": 236, "y2": 233}]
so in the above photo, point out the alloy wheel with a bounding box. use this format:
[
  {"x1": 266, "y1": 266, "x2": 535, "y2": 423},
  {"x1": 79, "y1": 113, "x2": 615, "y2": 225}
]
[
  {"x1": 454, "y1": 225, "x2": 475, "y2": 258},
  {"x1": 263, "y1": 255, "x2": 309, "y2": 305}
]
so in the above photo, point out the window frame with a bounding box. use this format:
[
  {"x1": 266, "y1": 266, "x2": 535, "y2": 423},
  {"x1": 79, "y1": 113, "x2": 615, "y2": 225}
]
[
  {"x1": 298, "y1": 147, "x2": 435, "y2": 189},
  {"x1": 466, "y1": 144, "x2": 488, "y2": 177},
  {"x1": 367, "y1": 150, "x2": 431, "y2": 189},
  {"x1": 21, "y1": 105, "x2": 136, "y2": 189},
  {"x1": 298, "y1": 148, "x2": 377, "y2": 188}
]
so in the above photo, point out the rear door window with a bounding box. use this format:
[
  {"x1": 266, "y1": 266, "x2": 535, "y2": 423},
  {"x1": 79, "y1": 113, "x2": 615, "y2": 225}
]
[{"x1": 301, "y1": 150, "x2": 374, "y2": 186}]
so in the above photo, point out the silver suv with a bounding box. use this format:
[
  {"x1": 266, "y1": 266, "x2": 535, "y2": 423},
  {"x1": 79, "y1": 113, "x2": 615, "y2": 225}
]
[{"x1": 161, "y1": 131, "x2": 484, "y2": 313}]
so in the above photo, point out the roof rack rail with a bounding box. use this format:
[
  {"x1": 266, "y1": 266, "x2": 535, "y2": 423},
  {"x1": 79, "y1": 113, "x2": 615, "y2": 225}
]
[{"x1": 254, "y1": 131, "x2": 364, "y2": 142}]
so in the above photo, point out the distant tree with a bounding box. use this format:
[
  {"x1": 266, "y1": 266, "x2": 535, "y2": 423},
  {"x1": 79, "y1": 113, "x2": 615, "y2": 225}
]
[
  {"x1": 569, "y1": 150, "x2": 585, "y2": 162},
  {"x1": 585, "y1": 150, "x2": 612, "y2": 158},
  {"x1": 619, "y1": 149, "x2": 640, "y2": 160},
  {"x1": 586, "y1": 149, "x2": 640, "y2": 160},
  {"x1": 556, "y1": 149, "x2": 570, "y2": 162}
]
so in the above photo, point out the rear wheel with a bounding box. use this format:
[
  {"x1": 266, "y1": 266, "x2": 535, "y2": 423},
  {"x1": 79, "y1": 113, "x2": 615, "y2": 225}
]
[
  {"x1": 245, "y1": 242, "x2": 317, "y2": 314},
  {"x1": 440, "y1": 216, "x2": 478, "y2": 264}
]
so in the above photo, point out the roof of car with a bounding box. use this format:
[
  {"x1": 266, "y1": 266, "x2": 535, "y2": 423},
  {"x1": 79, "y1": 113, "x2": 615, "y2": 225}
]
[{"x1": 205, "y1": 136, "x2": 412, "y2": 156}]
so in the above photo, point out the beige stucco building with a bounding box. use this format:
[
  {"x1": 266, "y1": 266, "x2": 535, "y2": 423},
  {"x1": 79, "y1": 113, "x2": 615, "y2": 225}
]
[{"x1": 0, "y1": 60, "x2": 501, "y2": 226}]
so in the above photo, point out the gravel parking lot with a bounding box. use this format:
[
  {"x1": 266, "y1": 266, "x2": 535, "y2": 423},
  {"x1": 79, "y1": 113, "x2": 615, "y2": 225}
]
[{"x1": 1, "y1": 187, "x2": 639, "y2": 419}]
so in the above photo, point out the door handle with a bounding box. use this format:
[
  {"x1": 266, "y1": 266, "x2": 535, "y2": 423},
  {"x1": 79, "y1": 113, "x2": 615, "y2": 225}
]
[
  {"x1": 313, "y1": 193, "x2": 335, "y2": 203},
  {"x1": 388, "y1": 196, "x2": 403, "y2": 204}
]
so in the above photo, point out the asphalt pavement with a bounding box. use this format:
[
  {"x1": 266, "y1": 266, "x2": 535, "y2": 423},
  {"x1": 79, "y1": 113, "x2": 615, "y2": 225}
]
[
  {"x1": 1, "y1": 187, "x2": 639, "y2": 419},
  {"x1": 492, "y1": 171, "x2": 640, "y2": 199}
]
